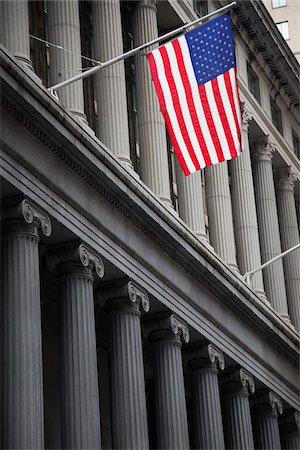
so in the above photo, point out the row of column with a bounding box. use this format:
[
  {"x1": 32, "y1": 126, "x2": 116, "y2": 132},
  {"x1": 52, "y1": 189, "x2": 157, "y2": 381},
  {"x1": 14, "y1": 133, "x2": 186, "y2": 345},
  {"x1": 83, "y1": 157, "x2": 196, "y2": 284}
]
[
  {"x1": 1, "y1": 0, "x2": 299, "y2": 329},
  {"x1": 1, "y1": 198, "x2": 299, "y2": 449}
]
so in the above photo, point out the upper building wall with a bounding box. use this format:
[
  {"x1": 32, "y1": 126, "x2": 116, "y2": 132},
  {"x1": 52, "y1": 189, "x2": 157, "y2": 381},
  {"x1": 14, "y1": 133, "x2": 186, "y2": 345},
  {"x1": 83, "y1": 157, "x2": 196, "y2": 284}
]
[{"x1": 262, "y1": 0, "x2": 300, "y2": 63}]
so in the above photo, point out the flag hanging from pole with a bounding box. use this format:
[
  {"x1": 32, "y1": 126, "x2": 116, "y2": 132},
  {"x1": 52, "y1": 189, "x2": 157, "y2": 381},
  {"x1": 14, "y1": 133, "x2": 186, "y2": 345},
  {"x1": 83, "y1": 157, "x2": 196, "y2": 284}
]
[{"x1": 147, "y1": 13, "x2": 242, "y2": 176}]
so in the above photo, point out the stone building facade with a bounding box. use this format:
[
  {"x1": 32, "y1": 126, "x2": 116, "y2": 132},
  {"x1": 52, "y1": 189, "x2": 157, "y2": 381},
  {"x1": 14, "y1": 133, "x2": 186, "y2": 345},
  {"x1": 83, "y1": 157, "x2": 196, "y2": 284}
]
[{"x1": 0, "y1": 0, "x2": 299, "y2": 449}]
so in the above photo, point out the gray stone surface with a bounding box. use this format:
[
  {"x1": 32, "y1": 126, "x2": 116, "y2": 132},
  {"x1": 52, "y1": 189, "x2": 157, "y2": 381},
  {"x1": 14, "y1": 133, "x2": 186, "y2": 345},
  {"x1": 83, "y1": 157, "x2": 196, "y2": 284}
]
[
  {"x1": 230, "y1": 107, "x2": 266, "y2": 300},
  {"x1": 176, "y1": 167, "x2": 209, "y2": 243},
  {"x1": 93, "y1": 0, "x2": 133, "y2": 171},
  {"x1": 221, "y1": 368, "x2": 255, "y2": 450},
  {"x1": 1, "y1": 198, "x2": 51, "y2": 449},
  {"x1": 205, "y1": 161, "x2": 238, "y2": 271},
  {"x1": 0, "y1": 0, "x2": 32, "y2": 70},
  {"x1": 252, "y1": 137, "x2": 291, "y2": 323},
  {"x1": 133, "y1": 0, "x2": 172, "y2": 208},
  {"x1": 52, "y1": 243, "x2": 103, "y2": 449},
  {"x1": 251, "y1": 390, "x2": 283, "y2": 450},
  {"x1": 47, "y1": 0, "x2": 87, "y2": 125},
  {"x1": 104, "y1": 281, "x2": 150, "y2": 450},
  {"x1": 189, "y1": 344, "x2": 225, "y2": 450},
  {"x1": 150, "y1": 315, "x2": 190, "y2": 450},
  {"x1": 276, "y1": 167, "x2": 300, "y2": 331}
]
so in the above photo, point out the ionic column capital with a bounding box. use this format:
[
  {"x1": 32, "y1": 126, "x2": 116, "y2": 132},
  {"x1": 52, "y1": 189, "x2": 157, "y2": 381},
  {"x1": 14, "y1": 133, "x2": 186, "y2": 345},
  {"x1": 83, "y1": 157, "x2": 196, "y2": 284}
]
[
  {"x1": 147, "y1": 313, "x2": 190, "y2": 344},
  {"x1": 252, "y1": 136, "x2": 276, "y2": 162},
  {"x1": 251, "y1": 390, "x2": 283, "y2": 417},
  {"x1": 222, "y1": 367, "x2": 255, "y2": 395},
  {"x1": 242, "y1": 103, "x2": 253, "y2": 132},
  {"x1": 279, "y1": 409, "x2": 300, "y2": 431},
  {"x1": 138, "y1": 0, "x2": 157, "y2": 11},
  {"x1": 48, "y1": 241, "x2": 104, "y2": 278},
  {"x1": 275, "y1": 166, "x2": 298, "y2": 192},
  {"x1": 100, "y1": 279, "x2": 150, "y2": 314},
  {"x1": 188, "y1": 343, "x2": 225, "y2": 371},
  {"x1": 2, "y1": 197, "x2": 52, "y2": 236}
]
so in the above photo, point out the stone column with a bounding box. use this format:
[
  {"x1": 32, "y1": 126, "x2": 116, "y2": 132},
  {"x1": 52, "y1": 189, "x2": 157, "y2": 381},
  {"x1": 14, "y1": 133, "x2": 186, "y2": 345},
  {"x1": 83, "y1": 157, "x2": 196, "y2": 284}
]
[
  {"x1": 0, "y1": 0, "x2": 33, "y2": 70},
  {"x1": 92, "y1": 0, "x2": 133, "y2": 171},
  {"x1": 279, "y1": 410, "x2": 300, "y2": 450},
  {"x1": 49, "y1": 243, "x2": 103, "y2": 449},
  {"x1": 275, "y1": 167, "x2": 300, "y2": 331},
  {"x1": 189, "y1": 344, "x2": 225, "y2": 450},
  {"x1": 252, "y1": 136, "x2": 290, "y2": 323},
  {"x1": 150, "y1": 314, "x2": 190, "y2": 449},
  {"x1": 102, "y1": 281, "x2": 150, "y2": 449},
  {"x1": 47, "y1": 0, "x2": 87, "y2": 125},
  {"x1": 230, "y1": 107, "x2": 266, "y2": 300},
  {"x1": 1, "y1": 198, "x2": 52, "y2": 449},
  {"x1": 205, "y1": 162, "x2": 238, "y2": 271},
  {"x1": 221, "y1": 368, "x2": 255, "y2": 450},
  {"x1": 176, "y1": 167, "x2": 209, "y2": 244},
  {"x1": 133, "y1": 0, "x2": 172, "y2": 208},
  {"x1": 251, "y1": 390, "x2": 283, "y2": 450}
]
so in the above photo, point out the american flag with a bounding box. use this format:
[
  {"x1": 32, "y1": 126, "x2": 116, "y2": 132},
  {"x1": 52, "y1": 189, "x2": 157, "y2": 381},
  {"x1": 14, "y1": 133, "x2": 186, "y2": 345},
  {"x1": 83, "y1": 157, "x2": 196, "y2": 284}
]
[{"x1": 147, "y1": 14, "x2": 242, "y2": 176}]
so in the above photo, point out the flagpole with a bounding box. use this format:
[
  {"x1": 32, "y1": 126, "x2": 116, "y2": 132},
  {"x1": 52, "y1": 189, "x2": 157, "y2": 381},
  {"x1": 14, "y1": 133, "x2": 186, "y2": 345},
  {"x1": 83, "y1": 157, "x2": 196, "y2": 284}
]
[
  {"x1": 47, "y1": 1, "x2": 236, "y2": 93},
  {"x1": 243, "y1": 243, "x2": 300, "y2": 287}
]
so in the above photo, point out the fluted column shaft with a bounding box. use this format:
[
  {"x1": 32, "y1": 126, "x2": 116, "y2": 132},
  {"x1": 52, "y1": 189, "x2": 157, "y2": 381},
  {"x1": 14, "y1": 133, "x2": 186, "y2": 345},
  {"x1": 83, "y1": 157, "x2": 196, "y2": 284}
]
[
  {"x1": 1, "y1": 199, "x2": 52, "y2": 449},
  {"x1": 0, "y1": 0, "x2": 32, "y2": 69},
  {"x1": 276, "y1": 168, "x2": 300, "y2": 331},
  {"x1": 189, "y1": 345, "x2": 225, "y2": 449},
  {"x1": 105, "y1": 282, "x2": 150, "y2": 449},
  {"x1": 205, "y1": 162, "x2": 238, "y2": 270},
  {"x1": 279, "y1": 410, "x2": 300, "y2": 450},
  {"x1": 252, "y1": 138, "x2": 290, "y2": 322},
  {"x1": 176, "y1": 166, "x2": 208, "y2": 243},
  {"x1": 251, "y1": 392, "x2": 283, "y2": 450},
  {"x1": 133, "y1": 0, "x2": 172, "y2": 207},
  {"x1": 58, "y1": 261, "x2": 101, "y2": 450},
  {"x1": 93, "y1": 0, "x2": 133, "y2": 171},
  {"x1": 2, "y1": 223, "x2": 44, "y2": 449},
  {"x1": 230, "y1": 111, "x2": 265, "y2": 297},
  {"x1": 47, "y1": 0, "x2": 87, "y2": 123},
  {"x1": 221, "y1": 369, "x2": 255, "y2": 450},
  {"x1": 151, "y1": 316, "x2": 190, "y2": 449}
]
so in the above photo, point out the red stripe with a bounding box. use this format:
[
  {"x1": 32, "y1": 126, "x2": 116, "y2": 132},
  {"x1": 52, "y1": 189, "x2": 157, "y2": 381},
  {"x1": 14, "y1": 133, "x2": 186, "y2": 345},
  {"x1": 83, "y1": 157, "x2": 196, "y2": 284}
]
[
  {"x1": 224, "y1": 70, "x2": 241, "y2": 143},
  {"x1": 147, "y1": 52, "x2": 191, "y2": 175},
  {"x1": 211, "y1": 77, "x2": 237, "y2": 159},
  {"x1": 198, "y1": 84, "x2": 225, "y2": 162},
  {"x1": 159, "y1": 46, "x2": 200, "y2": 171},
  {"x1": 234, "y1": 67, "x2": 243, "y2": 152},
  {"x1": 172, "y1": 39, "x2": 211, "y2": 167}
]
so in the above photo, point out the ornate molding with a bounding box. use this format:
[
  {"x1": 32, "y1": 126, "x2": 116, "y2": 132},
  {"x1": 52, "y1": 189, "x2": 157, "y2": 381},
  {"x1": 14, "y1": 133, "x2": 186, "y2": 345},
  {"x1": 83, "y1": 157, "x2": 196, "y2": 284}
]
[
  {"x1": 222, "y1": 367, "x2": 255, "y2": 394},
  {"x1": 128, "y1": 281, "x2": 150, "y2": 312},
  {"x1": 269, "y1": 391, "x2": 283, "y2": 415},
  {"x1": 146, "y1": 313, "x2": 190, "y2": 344},
  {"x1": 253, "y1": 135, "x2": 276, "y2": 162},
  {"x1": 275, "y1": 166, "x2": 298, "y2": 192},
  {"x1": 242, "y1": 103, "x2": 253, "y2": 132},
  {"x1": 208, "y1": 344, "x2": 225, "y2": 370},
  {"x1": 2, "y1": 197, "x2": 52, "y2": 237},
  {"x1": 79, "y1": 244, "x2": 104, "y2": 278},
  {"x1": 170, "y1": 314, "x2": 190, "y2": 343},
  {"x1": 48, "y1": 241, "x2": 104, "y2": 279},
  {"x1": 240, "y1": 368, "x2": 255, "y2": 394}
]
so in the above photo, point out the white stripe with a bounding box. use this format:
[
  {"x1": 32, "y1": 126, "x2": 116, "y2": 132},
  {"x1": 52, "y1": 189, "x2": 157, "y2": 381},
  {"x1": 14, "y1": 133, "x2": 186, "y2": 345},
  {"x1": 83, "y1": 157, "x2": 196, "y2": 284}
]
[
  {"x1": 229, "y1": 67, "x2": 242, "y2": 155},
  {"x1": 205, "y1": 79, "x2": 232, "y2": 160},
  {"x1": 217, "y1": 74, "x2": 240, "y2": 151},
  {"x1": 151, "y1": 48, "x2": 196, "y2": 174},
  {"x1": 164, "y1": 42, "x2": 206, "y2": 168},
  {"x1": 178, "y1": 36, "x2": 219, "y2": 165}
]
